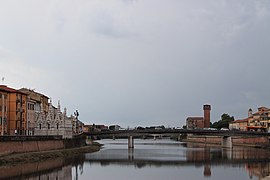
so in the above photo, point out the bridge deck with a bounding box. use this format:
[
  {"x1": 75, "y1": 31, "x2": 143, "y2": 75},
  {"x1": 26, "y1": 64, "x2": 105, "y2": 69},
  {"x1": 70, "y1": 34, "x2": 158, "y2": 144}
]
[{"x1": 85, "y1": 129, "x2": 270, "y2": 137}]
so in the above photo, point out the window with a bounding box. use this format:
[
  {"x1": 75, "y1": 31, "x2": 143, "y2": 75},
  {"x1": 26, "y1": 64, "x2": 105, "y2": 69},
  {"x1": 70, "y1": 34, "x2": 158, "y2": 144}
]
[
  {"x1": 39, "y1": 124, "x2": 41, "y2": 129},
  {"x1": 57, "y1": 123, "x2": 59, "y2": 130},
  {"x1": 48, "y1": 123, "x2": 50, "y2": 129}
]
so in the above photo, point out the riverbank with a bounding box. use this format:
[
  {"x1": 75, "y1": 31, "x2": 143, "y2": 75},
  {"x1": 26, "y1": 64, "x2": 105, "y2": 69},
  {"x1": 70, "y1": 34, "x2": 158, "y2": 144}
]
[{"x1": 0, "y1": 142, "x2": 102, "y2": 166}]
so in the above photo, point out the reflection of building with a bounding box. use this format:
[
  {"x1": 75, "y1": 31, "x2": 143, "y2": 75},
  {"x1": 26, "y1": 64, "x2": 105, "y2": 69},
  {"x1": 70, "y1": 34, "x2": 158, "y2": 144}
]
[
  {"x1": 186, "y1": 105, "x2": 211, "y2": 129},
  {"x1": 185, "y1": 142, "x2": 270, "y2": 179},
  {"x1": 186, "y1": 143, "x2": 212, "y2": 177},
  {"x1": 246, "y1": 163, "x2": 270, "y2": 179},
  {"x1": 0, "y1": 157, "x2": 73, "y2": 180}
]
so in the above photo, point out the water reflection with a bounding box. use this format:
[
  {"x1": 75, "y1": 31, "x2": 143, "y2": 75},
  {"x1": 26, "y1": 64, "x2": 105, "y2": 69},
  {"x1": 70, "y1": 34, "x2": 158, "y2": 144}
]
[
  {"x1": 85, "y1": 140, "x2": 270, "y2": 179},
  {"x1": 1, "y1": 140, "x2": 270, "y2": 179},
  {"x1": 0, "y1": 154, "x2": 85, "y2": 180}
]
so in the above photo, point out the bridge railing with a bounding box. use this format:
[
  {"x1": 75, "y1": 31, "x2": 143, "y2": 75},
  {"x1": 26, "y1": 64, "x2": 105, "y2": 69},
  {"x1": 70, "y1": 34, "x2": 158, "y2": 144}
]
[{"x1": 84, "y1": 129, "x2": 270, "y2": 136}]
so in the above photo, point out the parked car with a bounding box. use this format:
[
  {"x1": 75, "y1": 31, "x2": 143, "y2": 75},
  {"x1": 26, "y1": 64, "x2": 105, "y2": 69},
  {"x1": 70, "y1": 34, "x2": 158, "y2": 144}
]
[{"x1": 220, "y1": 128, "x2": 229, "y2": 131}]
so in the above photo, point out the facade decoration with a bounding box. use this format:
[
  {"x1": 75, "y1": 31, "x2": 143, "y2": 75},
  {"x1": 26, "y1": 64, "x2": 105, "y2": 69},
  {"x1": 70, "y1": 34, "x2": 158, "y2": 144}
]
[{"x1": 34, "y1": 100, "x2": 74, "y2": 138}]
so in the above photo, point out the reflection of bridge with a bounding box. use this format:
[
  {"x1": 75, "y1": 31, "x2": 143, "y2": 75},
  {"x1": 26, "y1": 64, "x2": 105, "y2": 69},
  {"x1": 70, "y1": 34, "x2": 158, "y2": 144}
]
[
  {"x1": 85, "y1": 129, "x2": 270, "y2": 149},
  {"x1": 85, "y1": 142, "x2": 270, "y2": 178}
]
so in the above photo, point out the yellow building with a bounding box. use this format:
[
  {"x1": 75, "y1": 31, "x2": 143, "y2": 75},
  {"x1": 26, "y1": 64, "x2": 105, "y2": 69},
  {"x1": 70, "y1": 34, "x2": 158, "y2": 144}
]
[
  {"x1": 247, "y1": 107, "x2": 270, "y2": 132},
  {"x1": 229, "y1": 119, "x2": 248, "y2": 131}
]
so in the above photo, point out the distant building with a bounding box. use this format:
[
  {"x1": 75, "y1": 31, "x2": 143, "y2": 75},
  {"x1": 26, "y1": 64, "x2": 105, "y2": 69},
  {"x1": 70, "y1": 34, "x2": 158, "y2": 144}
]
[
  {"x1": 83, "y1": 124, "x2": 108, "y2": 132},
  {"x1": 75, "y1": 119, "x2": 84, "y2": 134},
  {"x1": 246, "y1": 107, "x2": 270, "y2": 132},
  {"x1": 109, "y1": 125, "x2": 121, "y2": 131},
  {"x1": 229, "y1": 106, "x2": 270, "y2": 132},
  {"x1": 186, "y1": 117, "x2": 204, "y2": 129},
  {"x1": 186, "y1": 104, "x2": 211, "y2": 129},
  {"x1": 229, "y1": 119, "x2": 248, "y2": 131}
]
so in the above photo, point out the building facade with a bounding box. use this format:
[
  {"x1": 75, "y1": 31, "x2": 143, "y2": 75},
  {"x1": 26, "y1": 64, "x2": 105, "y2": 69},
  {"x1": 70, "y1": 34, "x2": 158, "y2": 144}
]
[
  {"x1": 186, "y1": 104, "x2": 211, "y2": 129},
  {"x1": 229, "y1": 119, "x2": 248, "y2": 131},
  {"x1": 35, "y1": 100, "x2": 74, "y2": 138},
  {"x1": 228, "y1": 107, "x2": 270, "y2": 132},
  {"x1": 0, "y1": 89, "x2": 8, "y2": 135},
  {"x1": 246, "y1": 107, "x2": 270, "y2": 132},
  {"x1": 0, "y1": 85, "x2": 28, "y2": 135},
  {"x1": 1, "y1": 85, "x2": 83, "y2": 137},
  {"x1": 18, "y1": 88, "x2": 50, "y2": 135},
  {"x1": 186, "y1": 117, "x2": 204, "y2": 129}
]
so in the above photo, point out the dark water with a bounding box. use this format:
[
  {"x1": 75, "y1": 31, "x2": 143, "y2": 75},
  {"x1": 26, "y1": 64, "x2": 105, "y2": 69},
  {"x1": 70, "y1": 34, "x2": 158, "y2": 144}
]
[{"x1": 1, "y1": 139, "x2": 270, "y2": 180}]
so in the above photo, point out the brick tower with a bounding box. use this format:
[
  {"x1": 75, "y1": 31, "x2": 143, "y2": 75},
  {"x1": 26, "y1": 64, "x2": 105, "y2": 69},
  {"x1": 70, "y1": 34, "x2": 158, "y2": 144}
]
[{"x1": 203, "y1": 104, "x2": 211, "y2": 128}]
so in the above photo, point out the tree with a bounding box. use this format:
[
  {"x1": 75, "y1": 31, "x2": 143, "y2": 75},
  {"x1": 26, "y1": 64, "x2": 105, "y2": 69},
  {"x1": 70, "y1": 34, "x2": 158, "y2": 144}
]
[{"x1": 211, "y1": 113, "x2": 234, "y2": 129}]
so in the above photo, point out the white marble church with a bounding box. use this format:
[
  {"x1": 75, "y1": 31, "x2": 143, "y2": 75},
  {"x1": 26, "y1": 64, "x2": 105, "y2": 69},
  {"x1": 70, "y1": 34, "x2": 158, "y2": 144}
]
[{"x1": 34, "y1": 100, "x2": 75, "y2": 139}]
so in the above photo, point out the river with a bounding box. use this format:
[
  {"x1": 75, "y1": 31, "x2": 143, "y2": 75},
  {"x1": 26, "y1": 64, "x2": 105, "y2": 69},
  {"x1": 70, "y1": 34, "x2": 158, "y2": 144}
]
[{"x1": 1, "y1": 139, "x2": 270, "y2": 180}]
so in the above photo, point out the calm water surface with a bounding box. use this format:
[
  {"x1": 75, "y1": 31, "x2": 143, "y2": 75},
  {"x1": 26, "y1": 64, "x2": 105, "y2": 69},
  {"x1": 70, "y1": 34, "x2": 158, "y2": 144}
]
[{"x1": 1, "y1": 139, "x2": 270, "y2": 180}]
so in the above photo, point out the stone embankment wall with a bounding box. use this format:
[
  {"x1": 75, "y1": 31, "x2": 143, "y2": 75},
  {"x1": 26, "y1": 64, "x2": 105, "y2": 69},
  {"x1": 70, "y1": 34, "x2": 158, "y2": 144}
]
[
  {"x1": 0, "y1": 135, "x2": 86, "y2": 156},
  {"x1": 185, "y1": 135, "x2": 269, "y2": 147},
  {"x1": 232, "y1": 136, "x2": 268, "y2": 146}
]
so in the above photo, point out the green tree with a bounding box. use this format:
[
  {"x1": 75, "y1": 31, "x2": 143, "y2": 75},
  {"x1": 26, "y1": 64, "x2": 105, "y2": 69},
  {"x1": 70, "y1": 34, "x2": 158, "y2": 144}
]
[{"x1": 211, "y1": 113, "x2": 234, "y2": 129}]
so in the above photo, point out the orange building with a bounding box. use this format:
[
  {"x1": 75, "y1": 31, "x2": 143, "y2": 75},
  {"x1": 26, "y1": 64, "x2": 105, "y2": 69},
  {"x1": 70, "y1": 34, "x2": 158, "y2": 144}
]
[
  {"x1": 0, "y1": 89, "x2": 8, "y2": 135},
  {"x1": 0, "y1": 85, "x2": 27, "y2": 135}
]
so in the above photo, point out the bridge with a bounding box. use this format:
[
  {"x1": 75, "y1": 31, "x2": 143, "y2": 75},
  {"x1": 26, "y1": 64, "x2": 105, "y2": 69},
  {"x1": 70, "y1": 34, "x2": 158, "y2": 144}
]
[
  {"x1": 85, "y1": 129, "x2": 270, "y2": 136},
  {"x1": 85, "y1": 129, "x2": 270, "y2": 149}
]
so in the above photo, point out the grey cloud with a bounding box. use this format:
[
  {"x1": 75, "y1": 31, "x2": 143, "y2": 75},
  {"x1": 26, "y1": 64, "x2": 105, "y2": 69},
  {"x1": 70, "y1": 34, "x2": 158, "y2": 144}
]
[{"x1": 1, "y1": 0, "x2": 270, "y2": 127}]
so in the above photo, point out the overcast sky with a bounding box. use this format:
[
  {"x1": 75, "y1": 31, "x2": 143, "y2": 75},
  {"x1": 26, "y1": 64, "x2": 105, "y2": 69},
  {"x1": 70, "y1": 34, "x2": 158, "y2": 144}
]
[{"x1": 1, "y1": 0, "x2": 270, "y2": 128}]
